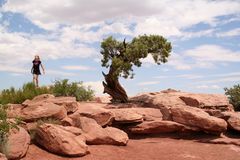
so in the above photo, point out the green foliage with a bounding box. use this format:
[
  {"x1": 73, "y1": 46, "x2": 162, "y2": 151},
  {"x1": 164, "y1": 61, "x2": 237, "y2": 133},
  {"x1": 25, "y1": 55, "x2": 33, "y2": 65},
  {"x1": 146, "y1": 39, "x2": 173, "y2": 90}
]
[
  {"x1": 51, "y1": 79, "x2": 94, "y2": 101},
  {"x1": 101, "y1": 35, "x2": 172, "y2": 79},
  {"x1": 0, "y1": 80, "x2": 95, "y2": 105},
  {"x1": 224, "y1": 84, "x2": 240, "y2": 111},
  {"x1": 0, "y1": 83, "x2": 50, "y2": 105},
  {"x1": 0, "y1": 105, "x2": 20, "y2": 153}
]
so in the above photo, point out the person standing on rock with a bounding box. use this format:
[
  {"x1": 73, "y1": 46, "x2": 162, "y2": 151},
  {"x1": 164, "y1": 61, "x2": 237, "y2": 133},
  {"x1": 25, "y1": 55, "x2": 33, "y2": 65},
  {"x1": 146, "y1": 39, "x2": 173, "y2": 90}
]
[{"x1": 31, "y1": 55, "x2": 45, "y2": 87}]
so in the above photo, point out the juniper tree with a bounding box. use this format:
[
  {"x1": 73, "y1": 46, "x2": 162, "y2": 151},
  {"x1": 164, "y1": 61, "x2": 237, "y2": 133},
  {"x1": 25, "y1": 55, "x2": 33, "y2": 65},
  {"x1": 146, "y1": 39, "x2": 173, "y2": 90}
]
[{"x1": 100, "y1": 35, "x2": 172, "y2": 103}]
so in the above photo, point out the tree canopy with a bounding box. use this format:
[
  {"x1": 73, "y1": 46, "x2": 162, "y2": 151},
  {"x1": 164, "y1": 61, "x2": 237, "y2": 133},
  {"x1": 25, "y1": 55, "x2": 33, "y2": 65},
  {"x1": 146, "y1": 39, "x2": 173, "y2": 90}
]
[
  {"x1": 101, "y1": 35, "x2": 172, "y2": 79},
  {"x1": 100, "y1": 35, "x2": 172, "y2": 102}
]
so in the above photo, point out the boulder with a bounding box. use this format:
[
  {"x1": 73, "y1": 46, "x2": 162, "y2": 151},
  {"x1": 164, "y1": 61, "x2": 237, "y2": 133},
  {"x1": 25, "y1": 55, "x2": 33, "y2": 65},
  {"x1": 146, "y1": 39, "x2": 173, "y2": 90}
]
[
  {"x1": 48, "y1": 97, "x2": 79, "y2": 114},
  {"x1": 131, "y1": 90, "x2": 233, "y2": 112},
  {"x1": 93, "y1": 96, "x2": 111, "y2": 103},
  {"x1": 35, "y1": 124, "x2": 89, "y2": 157},
  {"x1": 222, "y1": 112, "x2": 240, "y2": 132},
  {"x1": 110, "y1": 108, "x2": 144, "y2": 123},
  {"x1": 73, "y1": 116, "x2": 128, "y2": 146},
  {"x1": 3, "y1": 127, "x2": 30, "y2": 160},
  {"x1": 20, "y1": 102, "x2": 67, "y2": 122},
  {"x1": 128, "y1": 120, "x2": 185, "y2": 134},
  {"x1": 124, "y1": 108, "x2": 162, "y2": 121},
  {"x1": 170, "y1": 106, "x2": 227, "y2": 134},
  {"x1": 70, "y1": 102, "x2": 114, "y2": 126},
  {"x1": 7, "y1": 104, "x2": 25, "y2": 118},
  {"x1": 23, "y1": 94, "x2": 78, "y2": 114}
]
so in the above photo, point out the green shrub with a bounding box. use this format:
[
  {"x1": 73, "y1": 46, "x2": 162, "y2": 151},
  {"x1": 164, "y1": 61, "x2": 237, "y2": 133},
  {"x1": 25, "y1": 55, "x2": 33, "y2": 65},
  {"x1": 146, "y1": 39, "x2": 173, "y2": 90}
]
[
  {"x1": 51, "y1": 79, "x2": 94, "y2": 101},
  {"x1": 0, "y1": 105, "x2": 20, "y2": 153},
  {"x1": 0, "y1": 79, "x2": 95, "y2": 105},
  {"x1": 0, "y1": 82, "x2": 50, "y2": 105},
  {"x1": 224, "y1": 84, "x2": 240, "y2": 111}
]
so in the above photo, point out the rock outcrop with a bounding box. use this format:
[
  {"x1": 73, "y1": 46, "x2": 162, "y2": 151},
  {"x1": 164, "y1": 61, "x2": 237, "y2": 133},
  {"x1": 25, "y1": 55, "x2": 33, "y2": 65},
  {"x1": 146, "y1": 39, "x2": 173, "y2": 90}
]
[
  {"x1": 35, "y1": 124, "x2": 89, "y2": 157},
  {"x1": 20, "y1": 102, "x2": 67, "y2": 122},
  {"x1": 4, "y1": 89, "x2": 239, "y2": 159},
  {"x1": 3, "y1": 127, "x2": 30, "y2": 160},
  {"x1": 128, "y1": 120, "x2": 185, "y2": 134},
  {"x1": 170, "y1": 106, "x2": 228, "y2": 134},
  {"x1": 71, "y1": 102, "x2": 114, "y2": 126},
  {"x1": 131, "y1": 90, "x2": 234, "y2": 112},
  {"x1": 72, "y1": 116, "x2": 129, "y2": 146}
]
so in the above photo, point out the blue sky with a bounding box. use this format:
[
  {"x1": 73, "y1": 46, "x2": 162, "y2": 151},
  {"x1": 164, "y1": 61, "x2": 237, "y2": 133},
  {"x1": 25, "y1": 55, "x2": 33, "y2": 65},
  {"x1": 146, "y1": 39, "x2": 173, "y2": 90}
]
[{"x1": 0, "y1": 0, "x2": 240, "y2": 96}]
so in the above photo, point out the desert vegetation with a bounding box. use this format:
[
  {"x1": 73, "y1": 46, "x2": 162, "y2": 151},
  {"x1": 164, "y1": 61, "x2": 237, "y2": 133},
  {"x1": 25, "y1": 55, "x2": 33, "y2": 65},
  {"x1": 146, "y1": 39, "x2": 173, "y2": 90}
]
[
  {"x1": 225, "y1": 84, "x2": 240, "y2": 111},
  {"x1": 0, "y1": 79, "x2": 94, "y2": 105}
]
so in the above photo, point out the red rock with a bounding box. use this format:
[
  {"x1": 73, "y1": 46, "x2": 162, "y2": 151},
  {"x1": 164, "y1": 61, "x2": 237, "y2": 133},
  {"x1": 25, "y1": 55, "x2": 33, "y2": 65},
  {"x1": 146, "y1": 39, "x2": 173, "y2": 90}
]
[
  {"x1": 70, "y1": 102, "x2": 114, "y2": 126},
  {"x1": 222, "y1": 112, "x2": 240, "y2": 132},
  {"x1": 110, "y1": 108, "x2": 144, "y2": 123},
  {"x1": 128, "y1": 120, "x2": 185, "y2": 134},
  {"x1": 73, "y1": 117, "x2": 128, "y2": 146},
  {"x1": 7, "y1": 104, "x2": 25, "y2": 118},
  {"x1": 23, "y1": 94, "x2": 78, "y2": 114},
  {"x1": 170, "y1": 106, "x2": 227, "y2": 134},
  {"x1": 35, "y1": 124, "x2": 89, "y2": 157},
  {"x1": 93, "y1": 96, "x2": 111, "y2": 103},
  {"x1": 3, "y1": 127, "x2": 30, "y2": 160},
  {"x1": 48, "y1": 97, "x2": 78, "y2": 113},
  {"x1": 20, "y1": 102, "x2": 67, "y2": 122},
  {"x1": 131, "y1": 91, "x2": 233, "y2": 113}
]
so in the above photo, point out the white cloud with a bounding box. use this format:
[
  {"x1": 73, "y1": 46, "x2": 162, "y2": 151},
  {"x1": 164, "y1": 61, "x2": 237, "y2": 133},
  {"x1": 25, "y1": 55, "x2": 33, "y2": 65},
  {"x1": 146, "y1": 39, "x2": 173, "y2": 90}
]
[
  {"x1": 46, "y1": 69, "x2": 76, "y2": 77},
  {"x1": 185, "y1": 45, "x2": 240, "y2": 62},
  {"x1": 0, "y1": 28, "x2": 97, "y2": 73},
  {"x1": 83, "y1": 81, "x2": 104, "y2": 96},
  {"x1": 3, "y1": 0, "x2": 240, "y2": 37},
  {"x1": 196, "y1": 84, "x2": 220, "y2": 89},
  {"x1": 194, "y1": 72, "x2": 240, "y2": 84},
  {"x1": 217, "y1": 28, "x2": 240, "y2": 37},
  {"x1": 137, "y1": 81, "x2": 159, "y2": 86},
  {"x1": 62, "y1": 65, "x2": 95, "y2": 71}
]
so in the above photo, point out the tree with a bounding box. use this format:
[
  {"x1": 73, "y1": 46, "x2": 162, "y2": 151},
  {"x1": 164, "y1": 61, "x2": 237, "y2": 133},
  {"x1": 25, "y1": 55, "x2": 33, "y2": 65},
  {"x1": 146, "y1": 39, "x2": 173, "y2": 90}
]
[
  {"x1": 224, "y1": 84, "x2": 240, "y2": 111},
  {"x1": 100, "y1": 35, "x2": 172, "y2": 103}
]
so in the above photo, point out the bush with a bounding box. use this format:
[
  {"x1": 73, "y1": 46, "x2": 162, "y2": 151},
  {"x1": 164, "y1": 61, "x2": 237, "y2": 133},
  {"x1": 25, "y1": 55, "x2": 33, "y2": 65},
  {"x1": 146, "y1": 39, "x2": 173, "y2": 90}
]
[
  {"x1": 51, "y1": 79, "x2": 94, "y2": 101},
  {"x1": 224, "y1": 84, "x2": 240, "y2": 111},
  {"x1": 0, "y1": 79, "x2": 95, "y2": 105},
  {"x1": 0, "y1": 83, "x2": 50, "y2": 105},
  {"x1": 0, "y1": 105, "x2": 19, "y2": 153}
]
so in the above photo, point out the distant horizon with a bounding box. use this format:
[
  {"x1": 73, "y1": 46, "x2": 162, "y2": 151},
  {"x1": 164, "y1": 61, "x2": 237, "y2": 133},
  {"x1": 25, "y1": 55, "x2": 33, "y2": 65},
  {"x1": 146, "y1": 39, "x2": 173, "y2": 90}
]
[{"x1": 0, "y1": 0, "x2": 240, "y2": 96}]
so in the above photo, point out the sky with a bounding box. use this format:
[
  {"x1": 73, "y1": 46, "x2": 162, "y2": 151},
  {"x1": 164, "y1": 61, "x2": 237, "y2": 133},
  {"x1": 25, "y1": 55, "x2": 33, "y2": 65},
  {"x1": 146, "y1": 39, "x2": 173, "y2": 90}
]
[{"x1": 0, "y1": 0, "x2": 240, "y2": 96}]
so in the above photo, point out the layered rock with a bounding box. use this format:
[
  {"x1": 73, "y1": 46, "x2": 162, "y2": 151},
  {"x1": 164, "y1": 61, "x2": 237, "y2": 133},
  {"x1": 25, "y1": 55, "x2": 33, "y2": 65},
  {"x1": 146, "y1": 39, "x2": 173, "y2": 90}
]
[
  {"x1": 131, "y1": 90, "x2": 233, "y2": 112},
  {"x1": 221, "y1": 112, "x2": 240, "y2": 132},
  {"x1": 23, "y1": 94, "x2": 78, "y2": 114},
  {"x1": 128, "y1": 120, "x2": 185, "y2": 134},
  {"x1": 20, "y1": 102, "x2": 67, "y2": 122},
  {"x1": 110, "y1": 108, "x2": 144, "y2": 124},
  {"x1": 72, "y1": 116, "x2": 128, "y2": 146},
  {"x1": 170, "y1": 106, "x2": 227, "y2": 134},
  {"x1": 35, "y1": 124, "x2": 89, "y2": 157},
  {"x1": 110, "y1": 108, "x2": 162, "y2": 123},
  {"x1": 3, "y1": 127, "x2": 30, "y2": 160},
  {"x1": 7, "y1": 104, "x2": 25, "y2": 118},
  {"x1": 71, "y1": 102, "x2": 114, "y2": 126}
]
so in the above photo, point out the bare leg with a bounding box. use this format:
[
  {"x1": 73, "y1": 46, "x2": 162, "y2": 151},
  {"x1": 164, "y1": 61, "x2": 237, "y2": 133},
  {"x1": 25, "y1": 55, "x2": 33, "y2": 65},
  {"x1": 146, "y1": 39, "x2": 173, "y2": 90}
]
[
  {"x1": 36, "y1": 75, "x2": 39, "y2": 87},
  {"x1": 33, "y1": 74, "x2": 39, "y2": 87}
]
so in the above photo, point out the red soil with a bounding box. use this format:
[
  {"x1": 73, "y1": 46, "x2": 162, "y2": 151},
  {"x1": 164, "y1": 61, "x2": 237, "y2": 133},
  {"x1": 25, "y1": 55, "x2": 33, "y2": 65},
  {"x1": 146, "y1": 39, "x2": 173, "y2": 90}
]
[{"x1": 23, "y1": 136, "x2": 240, "y2": 160}]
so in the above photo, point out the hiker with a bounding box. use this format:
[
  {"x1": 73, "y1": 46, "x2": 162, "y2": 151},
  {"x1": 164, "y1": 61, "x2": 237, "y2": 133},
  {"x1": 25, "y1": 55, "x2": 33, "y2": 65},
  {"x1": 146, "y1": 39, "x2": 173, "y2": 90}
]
[{"x1": 31, "y1": 55, "x2": 45, "y2": 87}]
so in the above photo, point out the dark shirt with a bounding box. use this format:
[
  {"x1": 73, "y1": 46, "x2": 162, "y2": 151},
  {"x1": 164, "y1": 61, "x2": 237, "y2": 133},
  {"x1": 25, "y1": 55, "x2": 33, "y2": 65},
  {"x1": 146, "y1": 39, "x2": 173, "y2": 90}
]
[{"x1": 32, "y1": 60, "x2": 41, "y2": 74}]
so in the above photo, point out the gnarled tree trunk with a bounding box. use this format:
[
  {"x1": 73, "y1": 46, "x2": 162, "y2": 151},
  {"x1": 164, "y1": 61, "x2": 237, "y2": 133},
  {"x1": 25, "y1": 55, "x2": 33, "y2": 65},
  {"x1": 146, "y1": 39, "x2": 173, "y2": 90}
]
[{"x1": 102, "y1": 67, "x2": 128, "y2": 103}]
